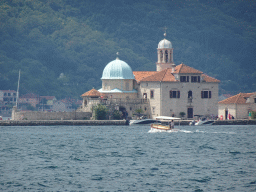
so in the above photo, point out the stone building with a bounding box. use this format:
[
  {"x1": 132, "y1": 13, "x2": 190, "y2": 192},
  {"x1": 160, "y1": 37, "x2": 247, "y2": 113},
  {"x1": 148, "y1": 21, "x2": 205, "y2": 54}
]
[
  {"x1": 0, "y1": 90, "x2": 17, "y2": 117},
  {"x1": 218, "y1": 92, "x2": 256, "y2": 119},
  {"x1": 81, "y1": 35, "x2": 220, "y2": 120},
  {"x1": 0, "y1": 90, "x2": 17, "y2": 106}
]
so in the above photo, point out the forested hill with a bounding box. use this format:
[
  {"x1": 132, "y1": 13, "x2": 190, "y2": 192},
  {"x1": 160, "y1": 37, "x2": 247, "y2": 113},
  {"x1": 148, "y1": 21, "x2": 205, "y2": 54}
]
[{"x1": 0, "y1": 0, "x2": 255, "y2": 99}]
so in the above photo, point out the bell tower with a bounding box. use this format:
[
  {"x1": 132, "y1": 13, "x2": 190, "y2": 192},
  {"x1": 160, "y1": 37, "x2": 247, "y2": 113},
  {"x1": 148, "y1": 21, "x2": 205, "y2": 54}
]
[{"x1": 156, "y1": 33, "x2": 175, "y2": 71}]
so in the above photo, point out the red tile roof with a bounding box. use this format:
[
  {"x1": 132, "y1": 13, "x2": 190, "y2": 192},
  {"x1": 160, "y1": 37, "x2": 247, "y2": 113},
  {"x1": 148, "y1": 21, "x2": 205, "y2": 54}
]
[
  {"x1": 133, "y1": 64, "x2": 219, "y2": 83},
  {"x1": 20, "y1": 93, "x2": 39, "y2": 98},
  {"x1": 173, "y1": 64, "x2": 203, "y2": 74},
  {"x1": 134, "y1": 68, "x2": 177, "y2": 82},
  {"x1": 218, "y1": 92, "x2": 255, "y2": 104},
  {"x1": 202, "y1": 74, "x2": 220, "y2": 83},
  {"x1": 133, "y1": 71, "x2": 157, "y2": 82},
  {"x1": 81, "y1": 89, "x2": 102, "y2": 97}
]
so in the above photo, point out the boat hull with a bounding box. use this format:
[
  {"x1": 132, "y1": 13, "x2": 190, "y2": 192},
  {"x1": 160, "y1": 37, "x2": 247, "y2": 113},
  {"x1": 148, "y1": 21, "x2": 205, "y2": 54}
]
[
  {"x1": 150, "y1": 123, "x2": 178, "y2": 132},
  {"x1": 151, "y1": 123, "x2": 170, "y2": 130},
  {"x1": 129, "y1": 119, "x2": 158, "y2": 125},
  {"x1": 195, "y1": 120, "x2": 214, "y2": 126}
]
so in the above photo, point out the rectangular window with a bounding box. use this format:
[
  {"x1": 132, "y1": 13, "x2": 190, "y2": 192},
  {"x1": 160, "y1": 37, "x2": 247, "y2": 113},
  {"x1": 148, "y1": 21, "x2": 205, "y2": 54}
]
[
  {"x1": 170, "y1": 90, "x2": 180, "y2": 98},
  {"x1": 191, "y1": 76, "x2": 201, "y2": 83},
  {"x1": 180, "y1": 76, "x2": 189, "y2": 82},
  {"x1": 8, "y1": 93, "x2": 11, "y2": 96},
  {"x1": 254, "y1": 98, "x2": 256, "y2": 103},
  {"x1": 150, "y1": 90, "x2": 154, "y2": 99},
  {"x1": 4, "y1": 93, "x2": 7, "y2": 96},
  {"x1": 201, "y1": 91, "x2": 212, "y2": 98}
]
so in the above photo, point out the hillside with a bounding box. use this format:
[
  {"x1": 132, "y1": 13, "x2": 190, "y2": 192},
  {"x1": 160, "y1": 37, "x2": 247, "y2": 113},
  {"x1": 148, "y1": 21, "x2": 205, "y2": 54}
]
[{"x1": 0, "y1": 0, "x2": 255, "y2": 99}]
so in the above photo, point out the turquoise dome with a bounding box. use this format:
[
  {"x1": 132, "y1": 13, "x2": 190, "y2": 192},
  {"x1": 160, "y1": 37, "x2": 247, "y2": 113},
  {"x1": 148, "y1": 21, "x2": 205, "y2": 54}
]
[{"x1": 101, "y1": 58, "x2": 135, "y2": 80}]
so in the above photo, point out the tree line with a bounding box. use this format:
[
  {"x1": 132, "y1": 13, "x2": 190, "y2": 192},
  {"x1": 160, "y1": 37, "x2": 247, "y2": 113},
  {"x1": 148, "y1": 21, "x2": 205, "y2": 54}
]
[{"x1": 0, "y1": 0, "x2": 255, "y2": 99}]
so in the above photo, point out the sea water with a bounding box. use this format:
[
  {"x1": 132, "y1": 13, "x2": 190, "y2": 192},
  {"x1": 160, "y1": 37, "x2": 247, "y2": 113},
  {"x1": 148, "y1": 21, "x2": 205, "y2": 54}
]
[{"x1": 0, "y1": 125, "x2": 255, "y2": 191}]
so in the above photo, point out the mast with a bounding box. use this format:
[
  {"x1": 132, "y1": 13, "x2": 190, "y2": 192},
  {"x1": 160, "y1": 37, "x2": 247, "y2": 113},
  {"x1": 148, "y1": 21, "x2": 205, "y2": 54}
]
[{"x1": 16, "y1": 70, "x2": 21, "y2": 108}]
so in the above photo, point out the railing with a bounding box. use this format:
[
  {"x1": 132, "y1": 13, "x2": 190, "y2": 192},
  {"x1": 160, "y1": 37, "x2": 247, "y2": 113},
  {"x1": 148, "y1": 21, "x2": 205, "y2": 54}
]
[{"x1": 100, "y1": 98, "x2": 149, "y2": 105}]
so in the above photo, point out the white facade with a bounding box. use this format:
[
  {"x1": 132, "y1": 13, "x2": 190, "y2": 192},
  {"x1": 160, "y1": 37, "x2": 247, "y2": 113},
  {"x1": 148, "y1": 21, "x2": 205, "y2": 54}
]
[{"x1": 135, "y1": 73, "x2": 219, "y2": 119}]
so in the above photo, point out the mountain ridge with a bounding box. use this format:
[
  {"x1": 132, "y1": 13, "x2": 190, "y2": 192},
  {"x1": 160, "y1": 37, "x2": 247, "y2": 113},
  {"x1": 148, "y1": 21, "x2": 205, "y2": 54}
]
[{"x1": 0, "y1": 0, "x2": 255, "y2": 99}]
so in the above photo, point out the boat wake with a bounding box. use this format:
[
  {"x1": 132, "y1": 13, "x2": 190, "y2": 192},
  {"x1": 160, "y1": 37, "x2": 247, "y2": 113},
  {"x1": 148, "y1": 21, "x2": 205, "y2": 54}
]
[
  {"x1": 179, "y1": 130, "x2": 193, "y2": 133},
  {"x1": 148, "y1": 128, "x2": 178, "y2": 133},
  {"x1": 148, "y1": 128, "x2": 236, "y2": 134}
]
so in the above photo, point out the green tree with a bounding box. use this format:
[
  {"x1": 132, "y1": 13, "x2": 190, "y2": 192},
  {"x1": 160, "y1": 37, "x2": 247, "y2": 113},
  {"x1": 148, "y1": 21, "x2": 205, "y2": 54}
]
[
  {"x1": 134, "y1": 108, "x2": 144, "y2": 119},
  {"x1": 27, "y1": 104, "x2": 36, "y2": 111},
  {"x1": 251, "y1": 111, "x2": 256, "y2": 120},
  {"x1": 179, "y1": 112, "x2": 186, "y2": 119},
  {"x1": 94, "y1": 104, "x2": 108, "y2": 120},
  {"x1": 113, "y1": 110, "x2": 122, "y2": 120}
]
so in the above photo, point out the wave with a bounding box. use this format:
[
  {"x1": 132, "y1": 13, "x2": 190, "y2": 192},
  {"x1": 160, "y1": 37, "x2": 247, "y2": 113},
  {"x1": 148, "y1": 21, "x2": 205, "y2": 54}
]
[{"x1": 148, "y1": 128, "x2": 236, "y2": 134}]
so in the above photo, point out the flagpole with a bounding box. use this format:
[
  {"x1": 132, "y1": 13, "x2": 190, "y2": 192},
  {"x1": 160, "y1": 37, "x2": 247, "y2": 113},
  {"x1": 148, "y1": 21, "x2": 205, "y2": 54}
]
[{"x1": 16, "y1": 70, "x2": 21, "y2": 108}]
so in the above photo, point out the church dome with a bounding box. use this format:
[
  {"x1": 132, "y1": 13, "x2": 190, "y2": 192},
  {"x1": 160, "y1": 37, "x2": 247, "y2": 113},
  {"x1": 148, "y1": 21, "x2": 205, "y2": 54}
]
[
  {"x1": 158, "y1": 39, "x2": 172, "y2": 49},
  {"x1": 101, "y1": 58, "x2": 135, "y2": 80}
]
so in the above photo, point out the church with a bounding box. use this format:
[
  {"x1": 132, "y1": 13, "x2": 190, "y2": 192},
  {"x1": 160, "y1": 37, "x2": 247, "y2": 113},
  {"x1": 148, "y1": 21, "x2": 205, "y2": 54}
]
[{"x1": 80, "y1": 34, "x2": 220, "y2": 120}]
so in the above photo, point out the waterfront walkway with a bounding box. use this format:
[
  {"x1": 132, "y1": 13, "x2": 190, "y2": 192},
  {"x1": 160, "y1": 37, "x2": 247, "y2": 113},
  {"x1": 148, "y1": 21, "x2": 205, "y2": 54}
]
[
  {"x1": 0, "y1": 120, "x2": 128, "y2": 126},
  {"x1": 0, "y1": 119, "x2": 255, "y2": 126}
]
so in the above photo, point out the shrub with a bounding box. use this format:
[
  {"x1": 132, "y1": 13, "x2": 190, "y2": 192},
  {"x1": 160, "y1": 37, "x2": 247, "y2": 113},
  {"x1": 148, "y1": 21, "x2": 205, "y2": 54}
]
[
  {"x1": 134, "y1": 108, "x2": 144, "y2": 119},
  {"x1": 179, "y1": 112, "x2": 186, "y2": 118},
  {"x1": 251, "y1": 111, "x2": 256, "y2": 119},
  {"x1": 94, "y1": 104, "x2": 108, "y2": 120},
  {"x1": 113, "y1": 110, "x2": 122, "y2": 120}
]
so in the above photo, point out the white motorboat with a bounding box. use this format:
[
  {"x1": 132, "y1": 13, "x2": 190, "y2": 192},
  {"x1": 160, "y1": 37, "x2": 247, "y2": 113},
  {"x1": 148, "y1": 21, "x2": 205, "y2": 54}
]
[
  {"x1": 129, "y1": 119, "x2": 158, "y2": 125},
  {"x1": 194, "y1": 119, "x2": 214, "y2": 126}
]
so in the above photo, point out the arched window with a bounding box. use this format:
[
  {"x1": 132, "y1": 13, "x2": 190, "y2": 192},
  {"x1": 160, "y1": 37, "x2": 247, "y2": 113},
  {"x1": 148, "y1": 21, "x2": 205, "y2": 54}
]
[
  {"x1": 165, "y1": 50, "x2": 168, "y2": 62},
  {"x1": 160, "y1": 51, "x2": 163, "y2": 62},
  {"x1": 188, "y1": 91, "x2": 192, "y2": 98}
]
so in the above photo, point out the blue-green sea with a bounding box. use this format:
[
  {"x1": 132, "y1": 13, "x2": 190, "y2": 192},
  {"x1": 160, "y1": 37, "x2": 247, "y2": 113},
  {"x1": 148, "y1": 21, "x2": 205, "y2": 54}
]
[{"x1": 0, "y1": 125, "x2": 255, "y2": 191}]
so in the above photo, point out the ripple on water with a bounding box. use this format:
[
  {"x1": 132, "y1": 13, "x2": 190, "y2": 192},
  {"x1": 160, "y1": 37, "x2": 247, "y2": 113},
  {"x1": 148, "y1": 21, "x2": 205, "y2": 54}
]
[{"x1": 0, "y1": 125, "x2": 255, "y2": 191}]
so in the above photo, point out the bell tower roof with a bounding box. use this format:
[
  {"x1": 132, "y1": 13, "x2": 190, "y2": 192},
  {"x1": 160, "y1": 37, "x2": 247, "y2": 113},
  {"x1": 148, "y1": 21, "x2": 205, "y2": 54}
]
[
  {"x1": 158, "y1": 32, "x2": 172, "y2": 49},
  {"x1": 158, "y1": 38, "x2": 172, "y2": 49}
]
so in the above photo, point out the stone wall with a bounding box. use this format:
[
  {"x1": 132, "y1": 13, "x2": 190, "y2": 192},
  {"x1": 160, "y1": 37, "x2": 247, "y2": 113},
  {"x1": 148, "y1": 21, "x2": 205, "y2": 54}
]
[
  {"x1": 0, "y1": 120, "x2": 128, "y2": 126},
  {"x1": 12, "y1": 107, "x2": 91, "y2": 120}
]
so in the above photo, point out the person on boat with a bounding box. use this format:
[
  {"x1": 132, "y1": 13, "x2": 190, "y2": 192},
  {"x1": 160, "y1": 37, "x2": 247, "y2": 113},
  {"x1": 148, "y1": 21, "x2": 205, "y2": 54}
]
[{"x1": 171, "y1": 120, "x2": 174, "y2": 129}]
